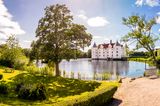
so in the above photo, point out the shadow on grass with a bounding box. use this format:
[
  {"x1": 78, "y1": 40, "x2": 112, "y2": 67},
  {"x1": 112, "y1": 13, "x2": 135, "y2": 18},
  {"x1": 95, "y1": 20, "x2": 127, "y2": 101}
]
[{"x1": 0, "y1": 73, "x2": 101, "y2": 105}]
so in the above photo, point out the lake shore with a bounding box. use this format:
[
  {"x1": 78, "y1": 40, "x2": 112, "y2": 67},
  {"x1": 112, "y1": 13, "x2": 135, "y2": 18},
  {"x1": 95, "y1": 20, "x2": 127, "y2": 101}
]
[{"x1": 108, "y1": 76, "x2": 160, "y2": 106}]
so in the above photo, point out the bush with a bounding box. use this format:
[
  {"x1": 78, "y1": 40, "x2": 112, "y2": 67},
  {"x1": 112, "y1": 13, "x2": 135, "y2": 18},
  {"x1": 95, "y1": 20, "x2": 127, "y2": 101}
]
[
  {"x1": 15, "y1": 82, "x2": 24, "y2": 92},
  {"x1": 0, "y1": 47, "x2": 28, "y2": 69},
  {"x1": 23, "y1": 65, "x2": 39, "y2": 74},
  {"x1": 0, "y1": 82, "x2": 8, "y2": 94},
  {"x1": 73, "y1": 86, "x2": 117, "y2": 106},
  {"x1": 30, "y1": 83, "x2": 47, "y2": 100},
  {"x1": 53, "y1": 83, "x2": 118, "y2": 106},
  {"x1": 0, "y1": 74, "x2": 3, "y2": 80},
  {"x1": 18, "y1": 87, "x2": 30, "y2": 99},
  {"x1": 18, "y1": 83, "x2": 47, "y2": 100}
]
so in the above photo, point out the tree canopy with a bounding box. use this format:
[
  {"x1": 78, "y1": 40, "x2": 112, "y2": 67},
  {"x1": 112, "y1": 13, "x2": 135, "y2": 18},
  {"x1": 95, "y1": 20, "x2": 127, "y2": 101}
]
[
  {"x1": 122, "y1": 15, "x2": 158, "y2": 63},
  {"x1": 35, "y1": 4, "x2": 92, "y2": 76}
]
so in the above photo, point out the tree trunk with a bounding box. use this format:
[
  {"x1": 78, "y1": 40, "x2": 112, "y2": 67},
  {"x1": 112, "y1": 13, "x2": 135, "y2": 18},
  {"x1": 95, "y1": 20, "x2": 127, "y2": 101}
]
[
  {"x1": 55, "y1": 62, "x2": 60, "y2": 76},
  {"x1": 150, "y1": 50, "x2": 157, "y2": 64}
]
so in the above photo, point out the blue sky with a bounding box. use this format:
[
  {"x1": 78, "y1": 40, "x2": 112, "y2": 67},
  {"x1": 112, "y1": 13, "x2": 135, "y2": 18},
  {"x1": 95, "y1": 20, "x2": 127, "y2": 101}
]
[{"x1": 0, "y1": 0, "x2": 160, "y2": 50}]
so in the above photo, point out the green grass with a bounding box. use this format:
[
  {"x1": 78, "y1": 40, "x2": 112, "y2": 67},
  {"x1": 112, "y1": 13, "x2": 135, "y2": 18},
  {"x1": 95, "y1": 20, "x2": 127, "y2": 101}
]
[
  {"x1": 128, "y1": 57, "x2": 150, "y2": 62},
  {"x1": 0, "y1": 69, "x2": 119, "y2": 106},
  {"x1": 0, "y1": 68, "x2": 24, "y2": 81}
]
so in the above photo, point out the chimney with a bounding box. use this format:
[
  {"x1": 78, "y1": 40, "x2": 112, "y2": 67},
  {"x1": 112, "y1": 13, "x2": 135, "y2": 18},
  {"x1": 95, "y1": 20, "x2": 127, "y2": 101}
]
[{"x1": 110, "y1": 40, "x2": 112, "y2": 44}]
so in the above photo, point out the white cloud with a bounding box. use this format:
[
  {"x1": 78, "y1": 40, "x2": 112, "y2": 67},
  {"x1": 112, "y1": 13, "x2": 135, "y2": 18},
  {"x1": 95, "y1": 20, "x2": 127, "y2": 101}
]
[
  {"x1": 135, "y1": 0, "x2": 160, "y2": 7},
  {"x1": 77, "y1": 14, "x2": 88, "y2": 20},
  {"x1": 135, "y1": 0, "x2": 144, "y2": 6},
  {"x1": 76, "y1": 10, "x2": 88, "y2": 20},
  {"x1": 0, "y1": 0, "x2": 25, "y2": 40},
  {"x1": 157, "y1": 12, "x2": 160, "y2": 15},
  {"x1": 159, "y1": 29, "x2": 160, "y2": 32},
  {"x1": 146, "y1": 0, "x2": 159, "y2": 7},
  {"x1": 76, "y1": 10, "x2": 109, "y2": 27},
  {"x1": 23, "y1": 40, "x2": 32, "y2": 43},
  {"x1": 156, "y1": 16, "x2": 160, "y2": 24},
  {"x1": 93, "y1": 35, "x2": 103, "y2": 39},
  {"x1": 87, "y1": 17, "x2": 109, "y2": 27}
]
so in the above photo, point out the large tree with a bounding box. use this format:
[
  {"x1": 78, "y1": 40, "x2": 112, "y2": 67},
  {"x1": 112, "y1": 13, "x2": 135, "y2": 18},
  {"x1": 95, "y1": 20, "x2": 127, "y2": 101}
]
[
  {"x1": 35, "y1": 4, "x2": 92, "y2": 76},
  {"x1": 122, "y1": 15, "x2": 158, "y2": 63}
]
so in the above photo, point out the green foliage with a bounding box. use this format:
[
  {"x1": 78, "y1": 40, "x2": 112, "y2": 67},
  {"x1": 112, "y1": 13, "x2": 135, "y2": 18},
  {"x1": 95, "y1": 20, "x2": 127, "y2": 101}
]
[
  {"x1": 4, "y1": 68, "x2": 14, "y2": 73},
  {"x1": 0, "y1": 74, "x2": 3, "y2": 80},
  {"x1": 0, "y1": 72, "x2": 118, "y2": 105},
  {"x1": 15, "y1": 82, "x2": 24, "y2": 92},
  {"x1": 35, "y1": 4, "x2": 92, "y2": 76},
  {"x1": 72, "y1": 86, "x2": 117, "y2": 106},
  {"x1": 0, "y1": 82, "x2": 8, "y2": 95},
  {"x1": 156, "y1": 56, "x2": 160, "y2": 69},
  {"x1": 11, "y1": 73, "x2": 100, "y2": 98},
  {"x1": 18, "y1": 83, "x2": 47, "y2": 100},
  {"x1": 71, "y1": 71, "x2": 74, "y2": 79},
  {"x1": 129, "y1": 51, "x2": 148, "y2": 58},
  {"x1": 23, "y1": 65, "x2": 39, "y2": 74},
  {"x1": 102, "y1": 72, "x2": 111, "y2": 80},
  {"x1": 0, "y1": 36, "x2": 28, "y2": 69},
  {"x1": 53, "y1": 82, "x2": 118, "y2": 106},
  {"x1": 157, "y1": 70, "x2": 160, "y2": 76},
  {"x1": 122, "y1": 15, "x2": 158, "y2": 63}
]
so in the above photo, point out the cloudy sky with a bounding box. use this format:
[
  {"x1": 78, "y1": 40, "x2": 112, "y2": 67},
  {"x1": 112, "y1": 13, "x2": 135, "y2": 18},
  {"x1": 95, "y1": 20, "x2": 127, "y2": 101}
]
[{"x1": 1, "y1": 0, "x2": 160, "y2": 49}]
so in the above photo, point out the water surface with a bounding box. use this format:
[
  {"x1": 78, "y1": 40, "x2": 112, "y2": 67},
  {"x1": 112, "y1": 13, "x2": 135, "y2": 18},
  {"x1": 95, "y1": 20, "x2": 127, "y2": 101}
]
[{"x1": 59, "y1": 58, "x2": 148, "y2": 80}]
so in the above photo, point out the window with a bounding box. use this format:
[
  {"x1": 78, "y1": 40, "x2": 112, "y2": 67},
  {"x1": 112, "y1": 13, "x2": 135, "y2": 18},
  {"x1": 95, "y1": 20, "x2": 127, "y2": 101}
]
[
  {"x1": 116, "y1": 51, "x2": 118, "y2": 53},
  {"x1": 117, "y1": 54, "x2": 118, "y2": 56}
]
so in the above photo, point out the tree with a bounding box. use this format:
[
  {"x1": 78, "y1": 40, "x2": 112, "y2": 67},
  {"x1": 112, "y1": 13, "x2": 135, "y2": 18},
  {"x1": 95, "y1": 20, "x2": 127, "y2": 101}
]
[
  {"x1": 0, "y1": 36, "x2": 28, "y2": 69},
  {"x1": 87, "y1": 49, "x2": 91, "y2": 58},
  {"x1": 6, "y1": 35, "x2": 19, "y2": 49},
  {"x1": 30, "y1": 41, "x2": 40, "y2": 65},
  {"x1": 122, "y1": 15, "x2": 158, "y2": 63},
  {"x1": 35, "y1": 4, "x2": 92, "y2": 76}
]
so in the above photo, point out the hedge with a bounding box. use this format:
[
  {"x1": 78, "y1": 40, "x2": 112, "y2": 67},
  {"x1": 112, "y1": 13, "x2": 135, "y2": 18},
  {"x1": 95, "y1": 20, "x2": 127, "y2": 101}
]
[{"x1": 53, "y1": 82, "x2": 118, "y2": 106}]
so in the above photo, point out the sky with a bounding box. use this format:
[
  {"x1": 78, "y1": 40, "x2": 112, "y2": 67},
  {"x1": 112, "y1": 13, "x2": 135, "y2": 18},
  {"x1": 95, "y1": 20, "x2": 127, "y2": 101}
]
[{"x1": 0, "y1": 0, "x2": 160, "y2": 50}]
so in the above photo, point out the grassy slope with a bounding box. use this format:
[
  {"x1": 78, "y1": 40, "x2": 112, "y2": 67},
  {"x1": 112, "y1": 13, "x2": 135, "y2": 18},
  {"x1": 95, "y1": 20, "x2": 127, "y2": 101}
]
[
  {"x1": 0, "y1": 68, "x2": 24, "y2": 81},
  {"x1": 0, "y1": 68, "x2": 119, "y2": 106}
]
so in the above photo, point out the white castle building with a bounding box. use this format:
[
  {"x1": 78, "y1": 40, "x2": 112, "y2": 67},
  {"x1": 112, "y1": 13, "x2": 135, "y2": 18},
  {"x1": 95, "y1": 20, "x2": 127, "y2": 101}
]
[{"x1": 91, "y1": 40, "x2": 126, "y2": 60}]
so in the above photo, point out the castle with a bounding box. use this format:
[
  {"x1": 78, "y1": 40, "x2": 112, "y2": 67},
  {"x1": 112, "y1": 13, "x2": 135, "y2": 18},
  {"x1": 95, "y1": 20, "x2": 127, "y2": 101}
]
[{"x1": 91, "y1": 40, "x2": 126, "y2": 60}]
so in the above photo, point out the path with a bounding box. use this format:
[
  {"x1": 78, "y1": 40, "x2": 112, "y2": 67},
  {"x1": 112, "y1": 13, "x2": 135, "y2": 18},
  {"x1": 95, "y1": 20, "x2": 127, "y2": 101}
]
[{"x1": 108, "y1": 77, "x2": 160, "y2": 106}]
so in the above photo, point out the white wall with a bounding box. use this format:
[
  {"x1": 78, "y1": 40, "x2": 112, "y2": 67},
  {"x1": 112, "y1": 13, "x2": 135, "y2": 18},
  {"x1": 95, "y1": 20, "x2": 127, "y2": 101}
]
[{"x1": 91, "y1": 44, "x2": 125, "y2": 59}]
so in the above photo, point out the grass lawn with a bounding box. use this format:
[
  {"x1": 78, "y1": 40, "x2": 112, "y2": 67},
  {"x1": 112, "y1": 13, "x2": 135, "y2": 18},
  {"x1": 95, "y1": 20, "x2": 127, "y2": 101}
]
[
  {"x1": 0, "y1": 68, "x2": 119, "y2": 106},
  {"x1": 0, "y1": 68, "x2": 24, "y2": 81}
]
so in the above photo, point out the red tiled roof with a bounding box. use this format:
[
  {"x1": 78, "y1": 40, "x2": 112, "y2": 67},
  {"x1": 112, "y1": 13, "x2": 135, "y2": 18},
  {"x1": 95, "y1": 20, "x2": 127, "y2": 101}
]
[{"x1": 98, "y1": 43, "x2": 122, "y2": 48}]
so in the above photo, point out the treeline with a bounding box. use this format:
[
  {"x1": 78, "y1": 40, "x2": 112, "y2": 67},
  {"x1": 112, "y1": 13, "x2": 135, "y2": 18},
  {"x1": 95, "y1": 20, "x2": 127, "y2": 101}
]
[
  {"x1": 75, "y1": 49, "x2": 91, "y2": 58},
  {"x1": 0, "y1": 35, "x2": 28, "y2": 69},
  {"x1": 129, "y1": 51, "x2": 149, "y2": 58}
]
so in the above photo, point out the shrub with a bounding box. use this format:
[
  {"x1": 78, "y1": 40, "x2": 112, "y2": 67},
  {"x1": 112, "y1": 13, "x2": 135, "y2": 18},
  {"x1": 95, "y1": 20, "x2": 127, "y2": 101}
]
[
  {"x1": 13, "y1": 61, "x2": 26, "y2": 70},
  {"x1": 102, "y1": 72, "x2": 111, "y2": 80},
  {"x1": 0, "y1": 82, "x2": 8, "y2": 94},
  {"x1": 0, "y1": 47, "x2": 28, "y2": 69},
  {"x1": 40, "y1": 66, "x2": 49, "y2": 75},
  {"x1": 0, "y1": 74, "x2": 3, "y2": 80},
  {"x1": 23, "y1": 65, "x2": 39, "y2": 74},
  {"x1": 53, "y1": 83, "x2": 118, "y2": 106},
  {"x1": 15, "y1": 82, "x2": 24, "y2": 92},
  {"x1": 18, "y1": 87, "x2": 30, "y2": 99},
  {"x1": 30, "y1": 83, "x2": 47, "y2": 100},
  {"x1": 18, "y1": 83, "x2": 47, "y2": 100}
]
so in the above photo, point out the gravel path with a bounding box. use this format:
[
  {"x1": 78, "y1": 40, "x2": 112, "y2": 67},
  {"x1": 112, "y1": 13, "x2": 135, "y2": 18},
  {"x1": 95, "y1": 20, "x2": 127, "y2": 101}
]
[{"x1": 108, "y1": 77, "x2": 160, "y2": 106}]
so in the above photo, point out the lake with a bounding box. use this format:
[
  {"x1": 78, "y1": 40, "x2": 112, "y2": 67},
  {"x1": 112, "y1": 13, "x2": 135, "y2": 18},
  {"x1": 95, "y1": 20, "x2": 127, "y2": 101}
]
[{"x1": 59, "y1": 58, "x2": 149, "y2": 80}]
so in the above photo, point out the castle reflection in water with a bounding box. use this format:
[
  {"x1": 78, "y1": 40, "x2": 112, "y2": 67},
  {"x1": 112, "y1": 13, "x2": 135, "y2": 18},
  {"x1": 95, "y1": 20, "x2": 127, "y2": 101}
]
[
  {"x1": 59, "y1": 59, "x2": 146, "y2": 80},
  {"x1": 91, "y1": 60, "x2": 129, "y2": 80}
]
